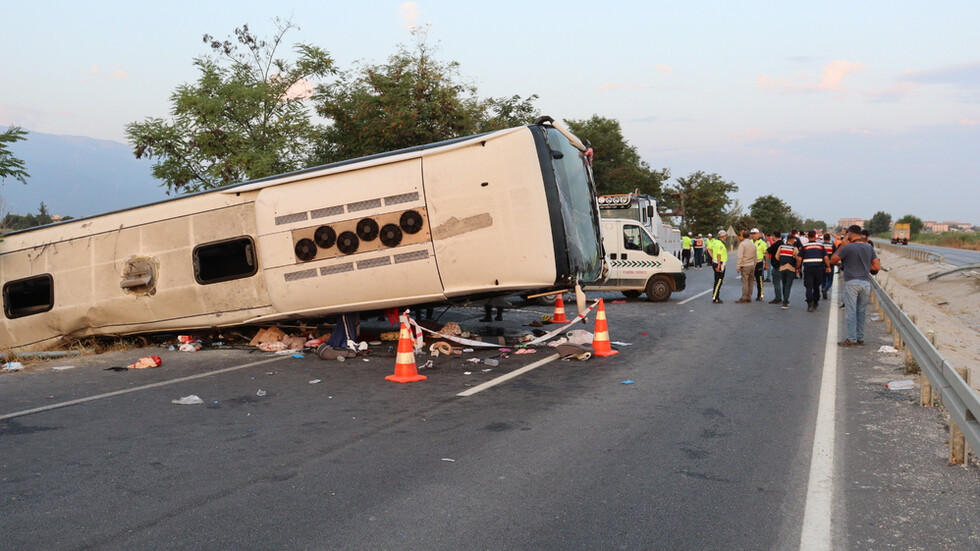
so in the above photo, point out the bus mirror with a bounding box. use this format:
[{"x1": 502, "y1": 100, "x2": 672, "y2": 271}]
[{"x1": 647, "y1": 242, "x2": 660, "y2": 256}]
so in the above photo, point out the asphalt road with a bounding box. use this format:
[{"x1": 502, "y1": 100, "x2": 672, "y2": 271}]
[
  {"x1": 904, "y1": 242, "x2": 980, "y2": 267},
  {"x1": 2, "y1": 268, "x2": 978, "y2": 550}
]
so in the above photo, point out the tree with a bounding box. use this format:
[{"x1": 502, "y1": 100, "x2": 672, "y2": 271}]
[
  {"x1": 749, "y1": 194, "x2": 794, "y2": 233},
  {"x1": 896, "y1": 214, "x2": 924, "y2": 236},
  {"x1": 563, "y1": 115, "x2": 669, "y2": 198},
  {"x1": 801, "y1": 218, "x2": 828, "y2": 233},
  {"x1": 866, "y1": 211, "x2": 892, "y2": 235},
  {"x1": 1, "y1": 126, "x2": 30, "y2": 185},
  {"x1": 126, "y1": 19, "x2": 336, "y2": 194},
  {"x1": 662, "y1": 171, "x2": 738, "y2": 235},
  {"x1": 311, "y1": 28, "x2": 538, "y2": 164}
]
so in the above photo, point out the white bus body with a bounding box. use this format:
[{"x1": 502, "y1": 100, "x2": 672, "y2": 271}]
[{"x1": 1, "y1": 119, "x2": 606, "y2": 352}]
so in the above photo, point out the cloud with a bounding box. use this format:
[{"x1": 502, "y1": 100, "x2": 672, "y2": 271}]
[
  {"x1": 862, "y1": 81, "x2": 917, "y2": 103},
  {"x1": 655, "y1": 65, "x2": 673, "y2": 75},
  {"x1": 901, "y1": 61, "x2": 980, "y2": 88},
  {"x1": 400, "y1": 2, "x2": 419, "y2": 31},
  {"x1": 82, "y1": 64, "x2": 128, "y2": 83},
  {"x1": 757, "y1": 60, "x2": 866, "y2": 94},
  {"x1": 961, "y1": 117, "x2": 980, "y2": 126}
]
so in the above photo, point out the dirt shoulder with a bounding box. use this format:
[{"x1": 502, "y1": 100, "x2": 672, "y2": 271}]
[{"x1": 875, "y1": 247, "x2": 979, "y2": 394}]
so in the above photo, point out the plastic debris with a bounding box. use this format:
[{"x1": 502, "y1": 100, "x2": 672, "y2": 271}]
[
  {"x1": 178, "y1": 343, "x2": 202, "y2": 352},
  {"x1": 51, "y1": 366, "x2": 76, "y2": 371},
  {"x1": 611, "y1": 341, "x2": 633, "y2": 346},
  {"x1": 886, "y1": 380, "x2": 915, "y2": 390},
  {"x1": 441, "y1": 458, "x2": 456, "y2": 462},
  {"x1": 878, "y1": 345, "x2": 899, "y2": 354},
  {"x1": 2, "y1": 362, "x2": 25, "y2": 372},
  {"x1": 127, "y1": 356, "x2": 162, "y2": 369},
  {"x1": 171, "y1": 395, "x2": 204, "y2": 405},
  {"x1": 565, "y1": 330, "x2": 594, "y2": 346},
  {"x1": 309, "y1": 379, "x2": 322, "y2": 384},
  {"x1": 291, "y1": 354, "x2": 305, "y2": 359},
  {"x1": 621, "y1": 380, "x2": 635, "y2": 384},
  {"x1": 256, "y1": 389, "x2": 267, "y2": 397}
]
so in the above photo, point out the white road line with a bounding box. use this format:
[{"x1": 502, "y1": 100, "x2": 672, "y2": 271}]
[
  {"x1": 0, "y1": 356, "x2": 289, "y2": 421},
  {"x1": 799, "y1": 282, "x2": 839, "y2": 551},
  {"x1": 457, "y1": 353, "x2": 560, "y2": 397},
  {"x1": 678, "y1": 289, "x2": 712, "y2": 305}
]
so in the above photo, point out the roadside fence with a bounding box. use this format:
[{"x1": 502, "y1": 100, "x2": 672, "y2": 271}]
[{"x1": 871, "y1": 277, "x2": 979, "y2": 465}]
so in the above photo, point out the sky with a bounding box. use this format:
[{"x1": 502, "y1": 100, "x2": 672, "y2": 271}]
[{"x1": 2, "y1": 0, "x2": 978, "y2": 226}]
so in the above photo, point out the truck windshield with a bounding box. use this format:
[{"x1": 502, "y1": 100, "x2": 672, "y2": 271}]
[{"x1": 542, "y1": 127, "x2": 605, "y2": 284}]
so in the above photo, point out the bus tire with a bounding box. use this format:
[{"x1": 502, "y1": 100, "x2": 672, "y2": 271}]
[{"x1": 645, "y1": 275, "x2": 672, "y2": 302}]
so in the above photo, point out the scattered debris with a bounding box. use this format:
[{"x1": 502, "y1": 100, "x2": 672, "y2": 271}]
[
  {"x1": 309, "y1": 379, "x2": 322, "y2": 384},
  {"x1": 256, "y1": 389, "x2": 267, "y2": 397},
  {"x1": 104, "y1": 366, "x2": 128, "y2": 371},
  {"x1": 878, "y1": 345, "x2": 900, "y2": 354},
  {"x1": 611, "y1": 341, "x2": 633, "y2": 346},
  {"x1": 171, "y1": 395, "x2": 204, "y2": 405},
  {"x1": 2, "y1": 362, "x2": 25, "y2": 372},
  {"x1": 127, "y1": 356, "x2": 162, "y2": 369},
  {"x1": 621, "y1": 380, "x2": 635, "y2": 384},
  {"x1": 886, "y1": 380, "x2": 915, "y2": 390},
  {"x1": 51, "y1": 366, "x2": 76, "y2": 371},
  {"x1": 441, "y1": 458, "x2": 456, "y2": 462}
]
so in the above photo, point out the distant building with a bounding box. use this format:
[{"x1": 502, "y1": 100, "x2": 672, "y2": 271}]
[{"x1": 838, "y1": 217, "x2": 865, "y2": 230}]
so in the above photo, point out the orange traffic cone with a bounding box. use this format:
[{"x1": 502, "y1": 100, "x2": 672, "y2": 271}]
[
  {"x1": 386, "y1": 317, "x2": 427, "y2": 383},
  {"x1": 552, "y1": 293, "x2": 569, "y2": 323},
  {"x1": 591, "y1": 298, "x2": 619, "y2": 357}
]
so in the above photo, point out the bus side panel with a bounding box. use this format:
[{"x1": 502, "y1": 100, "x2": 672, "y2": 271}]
[
  {"x1": 254, "y1": 159, "x2": 446, "y2": 315},
  {"x1": 0, "y1": 196, "x2": 274, "y2": 350},
  {"x1": 422, "y1": 128, "x2": 557, "y2": 297}
]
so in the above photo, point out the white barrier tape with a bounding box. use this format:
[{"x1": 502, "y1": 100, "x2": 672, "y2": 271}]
[{"x1": 407, "y1": 301, "x2": 599, "y2": 349}]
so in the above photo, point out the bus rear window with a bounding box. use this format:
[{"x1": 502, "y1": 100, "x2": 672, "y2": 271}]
[
  {"x1": 3, "y1": 274, "x2": 54, "y2": 318},
  {"x1": 193, "y1": 237, "x2": 257, "y2": 285}
]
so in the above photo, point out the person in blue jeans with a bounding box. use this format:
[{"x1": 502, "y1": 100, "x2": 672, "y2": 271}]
[{"x1": 830, "y1": 225, "x2": 882, "y2": 346}]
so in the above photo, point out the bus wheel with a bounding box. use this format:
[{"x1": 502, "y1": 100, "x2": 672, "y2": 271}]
[
  {"x1": 622, "y1": 290, "x2": 642, "y2": 299},
  {"x1": 645, "y1": 276, "x2": 672, "y2": 302}
]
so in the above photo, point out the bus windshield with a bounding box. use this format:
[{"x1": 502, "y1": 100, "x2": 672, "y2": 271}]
[{"x1": 541, "y1": 126, "x2": 605, "y2": 284}]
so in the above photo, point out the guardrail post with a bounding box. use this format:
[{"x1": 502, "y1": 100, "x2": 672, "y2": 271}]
[
  {"x1": 905, "y1": 315, "x2": 919, "y2": 374},
  {"x1": 949, "y1": 367, "x2": 972, "y2": 465}
]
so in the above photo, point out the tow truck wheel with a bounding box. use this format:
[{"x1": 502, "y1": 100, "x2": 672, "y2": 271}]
[
  {"x1": 622, "y1": 290, "x2": 642, "y2": 299},
  {"x1": 645, "y1": 275, "x2": 672, "y2": 302}
]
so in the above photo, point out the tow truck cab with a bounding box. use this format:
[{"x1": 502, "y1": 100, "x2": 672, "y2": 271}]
[{"x1": 586, "y1": 218, "x2": 686, "y2": 301}]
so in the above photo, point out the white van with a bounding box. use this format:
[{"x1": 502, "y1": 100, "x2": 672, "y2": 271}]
[{"x1": 585, "y1": 219, "x2": 686, "y2": 301}]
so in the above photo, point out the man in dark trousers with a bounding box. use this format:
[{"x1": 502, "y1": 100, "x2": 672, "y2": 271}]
[
  {"x1": 801, "y1": 230, "x2": 831, "y2": 312},
  {"x1": 766, "y1": 231, "x2": 785, "y2": 304},
  {"x1": 830, "y1": 225, "x2": 882, "y2": 346},
  {"x1": 711, "y1": 230, "x2": 728, "y2": 303}
]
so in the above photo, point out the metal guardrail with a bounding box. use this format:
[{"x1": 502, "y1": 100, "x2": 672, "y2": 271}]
[
  {"x1": 871, "y1": 277, "x2": 979, "y2": 463},
  {"x1": 874, "y1": 241, "x2": 944, "y2": 263}
]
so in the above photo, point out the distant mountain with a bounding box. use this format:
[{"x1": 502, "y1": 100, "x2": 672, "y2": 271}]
[{"x1": 0, "y1": 127, "x2": 166, "y2": 219}]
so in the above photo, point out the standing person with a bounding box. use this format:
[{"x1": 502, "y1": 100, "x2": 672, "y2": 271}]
[
  {"x1": 693, "y1": 233, "x2": 705, "y2": 269},
  {"x1": 710, "y1": 230, "x2": 728, "y2": 304},
  {"x1": 801, "y1": 230, "x2": 831, "y2": 312},
  {"x1": 752, "y1": 228, "x2": 767, "y2": 300},
  {"x1": 735, "y1": 230, "x2": 757, "y2": 303},
  {"x1": 821, "y1": 233, "x2": 836, "y2": 299},
  {"x1": 682, "y1": 232, "x2": 692, "y2": 268},
  {"x1": 705, "y1": 233, "x2": 716, "y2": 269},
  {"x1": 831, "y1": 225, "x2": 882, "y2": 346},
  {"x1": 775, "y1": 234, "x2": 801, "y2": 309},
  {"x1": 767, "y1": 231, "x2": 784, "y2": 304}
]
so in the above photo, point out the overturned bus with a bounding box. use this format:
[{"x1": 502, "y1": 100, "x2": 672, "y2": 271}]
[{"x1": 0, "y1": 117, "x2": 606, "y2": 352}]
